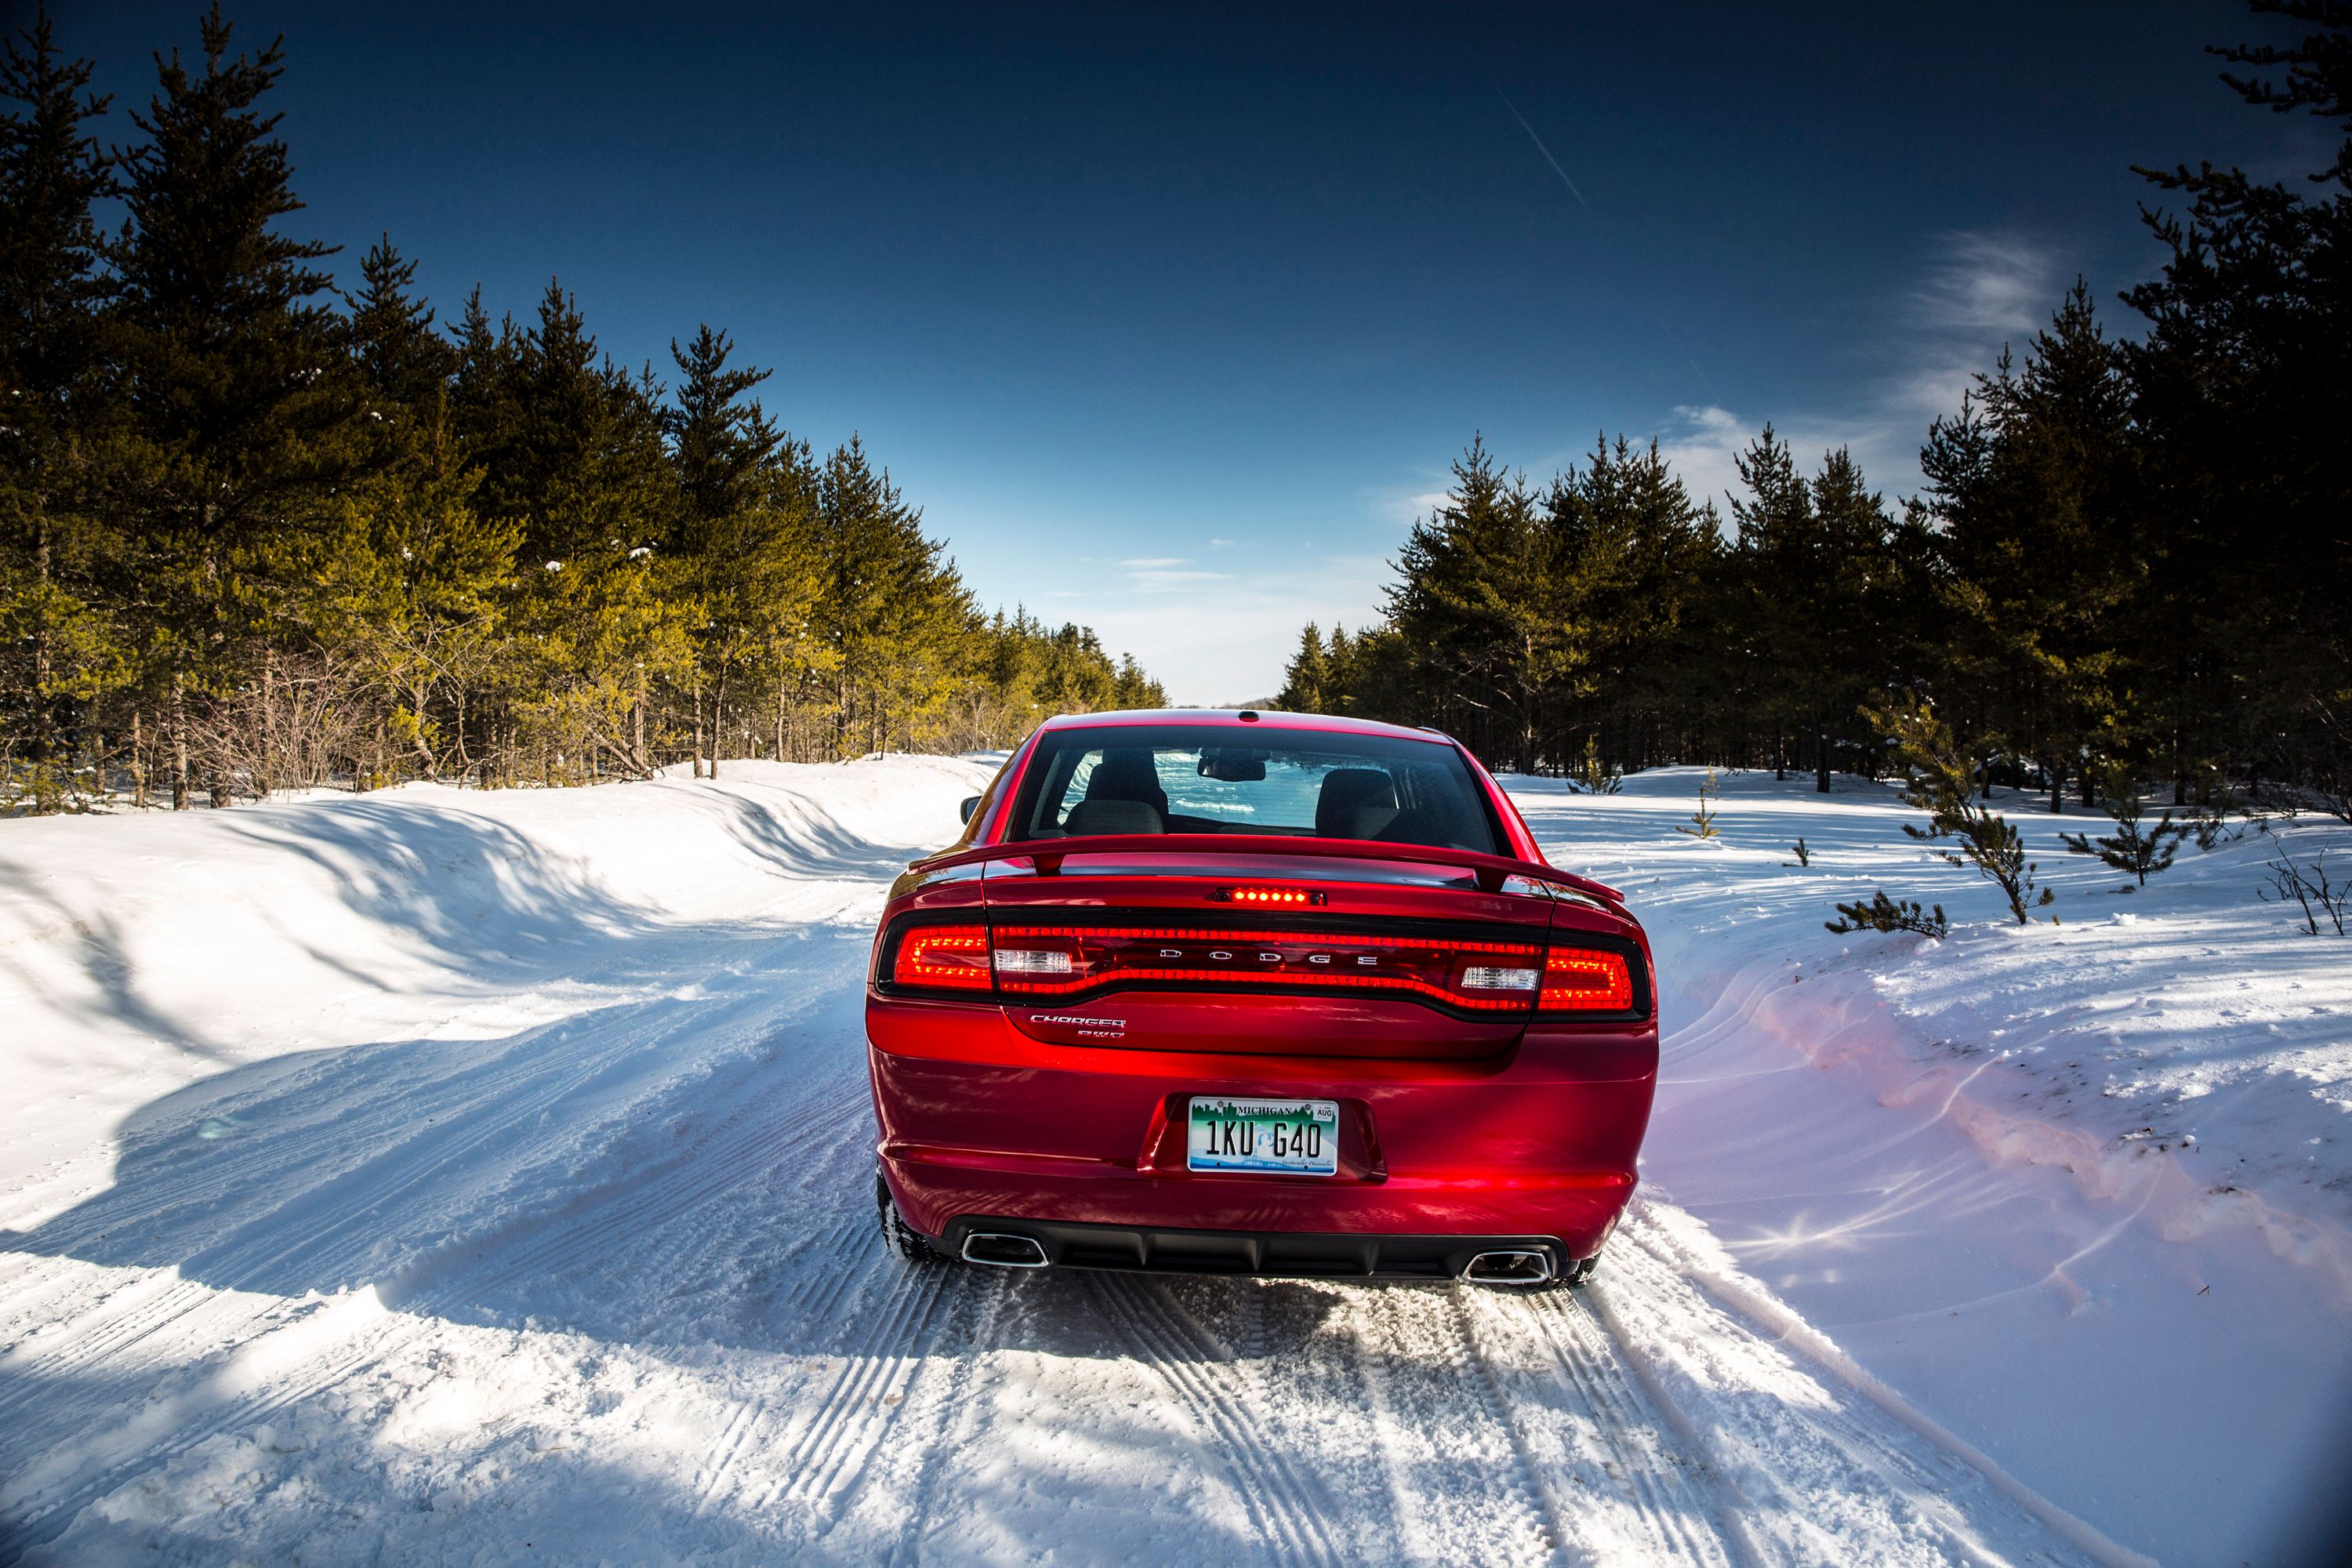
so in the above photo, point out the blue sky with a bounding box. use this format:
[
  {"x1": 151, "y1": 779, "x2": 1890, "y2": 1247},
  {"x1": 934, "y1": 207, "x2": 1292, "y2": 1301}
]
[{"x1": 50, "y1": 1, "x2": 2319, "y2": 702}]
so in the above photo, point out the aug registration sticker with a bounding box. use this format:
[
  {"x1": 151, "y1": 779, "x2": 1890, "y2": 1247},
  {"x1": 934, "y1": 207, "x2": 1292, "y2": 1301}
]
[{"x1": 1185, "y1": 1097, "x2": 1340, "y2": 1177}]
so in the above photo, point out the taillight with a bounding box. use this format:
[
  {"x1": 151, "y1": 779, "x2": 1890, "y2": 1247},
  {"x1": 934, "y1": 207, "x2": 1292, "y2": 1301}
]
[
  {"x1": 891, "y1": 923, "x2": 993, "y2": 993},
  {"x1": 1537, "y1": 946, "x2": 1634, "y2": 1014}
]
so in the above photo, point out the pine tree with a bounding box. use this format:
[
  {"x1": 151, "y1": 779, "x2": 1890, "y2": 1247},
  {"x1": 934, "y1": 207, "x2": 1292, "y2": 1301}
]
[
  {"x1": 347, "y1": 235, "x2": 456, "y2": 426},
  {"x1": 662, "y1": 324, "x2": 817, "y2": 776},
  {"x1": 1388, "y1": 437, "x2": 1572, "y2": 768},
  {"x1": 0, "y1": 9, "x2": 125, "y2": 805},
  {"x1": 2125, "y1": 1, "x2": 2351, "y2": 810},
  {"x1": 1727, "y1": 426, "x2": 1820, "y2": 782},
  {"x1": 1875, "y1": 696, "x2": 2056, "y2": 924},
  {"x1": 2059, "y1": 762, "x2": 2188, "y2": 886},
  {"x1": 1544, "y1": 436, "x2": 1719, "y2": 776},
  {"x1": 812, "y1": 436, "x2": 972, "y2": 757},
  {"x1": 1276, "y1": 622, "x2": 1330, "y2": 712},
  {"x1": 1923, "y1": 284, "x2": 2139, "y2": 814},
  {"x1": 111, "y1": 4, "x2": 361, "y2": 806}
]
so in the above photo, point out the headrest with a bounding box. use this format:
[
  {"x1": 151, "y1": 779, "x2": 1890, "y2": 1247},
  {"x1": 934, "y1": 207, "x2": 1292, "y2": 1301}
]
[
  {"x1": 1083, "y1": 749, "x2": 1167, "y2": 811},
  {"x1": 1062, "y1": 797, "x2": 1165, "y2": 837},
  {"x1": 1316, "y1": 768, "x2": 1398, "y2": 838}
]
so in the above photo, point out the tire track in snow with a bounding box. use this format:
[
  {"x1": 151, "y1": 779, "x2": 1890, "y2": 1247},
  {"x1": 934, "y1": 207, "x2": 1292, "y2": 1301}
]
[
  {"x1": 866, "y1": 1267, "x2": 1013, "y2": 1565},
  {"x1": 1338, "y1": 1284, "x2": 1556, "y2": 1568},
  {"x1": 1509, "y1": 1287, "x2": 1740, "y2": 1567},
  {"x1": 0, "y1": 1285, "x2": 435, "y2": 1556},
  {"x1": 2, "y1": 942, "x2": 873, "y2": 1555},
  {"x1": 1084, "y1": 1272, "x2": 1348, "y2": 1568},
  {"x1": 1441, "y1": 1287, "x2": 1582, "y2": 1566},
  {"x1": 755, "y1": 1251, "x2": 961, "y2": 1534}
]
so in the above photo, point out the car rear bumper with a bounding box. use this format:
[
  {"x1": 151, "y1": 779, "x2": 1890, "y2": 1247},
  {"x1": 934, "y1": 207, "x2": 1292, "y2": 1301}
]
[
  {"x1": 938, "y1": 1217, "x2": 1577, "y2": 1281},
  {"x1": 867, "y1": 996, "x2": 1656, "y2": 1262}
]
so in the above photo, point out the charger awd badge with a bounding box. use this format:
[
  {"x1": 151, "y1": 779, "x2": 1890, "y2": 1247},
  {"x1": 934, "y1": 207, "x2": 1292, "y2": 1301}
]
[{"x1": 1031, "y1": 1013, "x2": 1126, "y2": 1040}]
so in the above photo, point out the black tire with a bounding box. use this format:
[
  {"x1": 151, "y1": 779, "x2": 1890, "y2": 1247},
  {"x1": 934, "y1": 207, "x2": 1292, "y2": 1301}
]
[{"x1": 874, "y1": 1171, "x2": 944, "y2": 1265}]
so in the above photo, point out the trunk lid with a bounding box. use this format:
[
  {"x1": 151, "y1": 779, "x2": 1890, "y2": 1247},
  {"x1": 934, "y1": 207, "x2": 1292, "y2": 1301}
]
[{"x1": 982, "y1": 844, "x2": 1558, "y2": 1059}]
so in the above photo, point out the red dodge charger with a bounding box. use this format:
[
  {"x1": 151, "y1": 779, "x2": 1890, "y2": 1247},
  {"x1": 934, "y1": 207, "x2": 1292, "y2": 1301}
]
[{"x1": 866, "y1": 710, "x2": 1657, "y2": 1287}]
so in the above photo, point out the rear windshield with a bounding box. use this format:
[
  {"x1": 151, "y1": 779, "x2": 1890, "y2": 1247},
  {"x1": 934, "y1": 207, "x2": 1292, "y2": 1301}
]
[{"x1": 1005, "y1": 724, "x2": 1502, "y2": 853}]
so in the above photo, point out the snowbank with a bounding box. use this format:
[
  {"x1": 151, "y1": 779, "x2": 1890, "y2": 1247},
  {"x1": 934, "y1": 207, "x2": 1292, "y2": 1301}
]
[
  {"x1": 0, "y1": 757, "x2": 993, "y2": 1199},
  {"x1": 1510, "y1": 766, "x2": 2352, "y2": 1564}
]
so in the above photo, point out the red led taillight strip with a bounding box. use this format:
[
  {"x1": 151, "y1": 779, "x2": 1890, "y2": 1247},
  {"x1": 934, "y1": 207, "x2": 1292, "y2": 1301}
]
[
  {"x1": 1538, "y1": 947, "x2": 1635, "y2": 1014},
  {"x1": 989, "y1": 925, "x2": 1545, "y2": 1012}
]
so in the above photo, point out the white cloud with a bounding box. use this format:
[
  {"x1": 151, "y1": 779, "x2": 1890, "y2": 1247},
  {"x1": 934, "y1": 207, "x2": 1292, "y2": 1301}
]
[
  {"x1": 1893, "y1": 230, "x2": 2060, "y2": 426},
  {"x1": 1119, "y1": 557, "x2": 1233, "y2": 593},
  {"x1": 1913, "y1": 231, "x2": 2053, "y2": 339},
  {"x1": 1366, "y1": 483, "x2": 1454, "y2": 527},
  {"x1": 1656, "y1": 231, "x2": 2063, "y2": 512}
]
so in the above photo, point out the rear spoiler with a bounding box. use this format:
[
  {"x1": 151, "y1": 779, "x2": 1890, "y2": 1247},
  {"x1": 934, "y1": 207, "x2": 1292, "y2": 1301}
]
[{"x1": 919, "y1": 833, "x2": 1625, "y2": 905}]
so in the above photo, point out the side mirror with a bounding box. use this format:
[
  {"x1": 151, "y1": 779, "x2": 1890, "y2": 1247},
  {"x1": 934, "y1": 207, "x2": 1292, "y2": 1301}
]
[{"x1": 959, "y1": 795, "x2": 982, "y2": 825}]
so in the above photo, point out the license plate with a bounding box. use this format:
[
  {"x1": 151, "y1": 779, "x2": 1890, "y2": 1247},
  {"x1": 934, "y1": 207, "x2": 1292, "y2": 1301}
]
[{"x1": 1186, "y1": 1097, "x2": 1339, "y2": 1176}]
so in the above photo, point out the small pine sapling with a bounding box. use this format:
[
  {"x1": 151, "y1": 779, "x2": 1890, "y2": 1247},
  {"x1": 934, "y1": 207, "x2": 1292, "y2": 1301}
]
[
  {"x1": 1871, "y1": 699, "x2": 2055, "y2": 924},
  {"x1": 2060, "y1": 764, "x2": 2190, "y2": 887},
  {"x1": 1825, "y1": 890, "x2": 1947, "y2": 937},
  {"x1": 1574, "y1": 735, "x2": 1622, "y2": 795},
  {"x1": 1675, "y1": 769, "x2": 1721, "y2": 839},
  {"x1": 1787, "y1": 837, "x2": 1811, "y2": 867}
]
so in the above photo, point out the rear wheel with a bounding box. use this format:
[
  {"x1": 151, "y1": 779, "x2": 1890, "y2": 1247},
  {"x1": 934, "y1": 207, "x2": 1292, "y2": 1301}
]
[{"x1": 874, "y1": 1171, "x2": 944, "y2": 1265}]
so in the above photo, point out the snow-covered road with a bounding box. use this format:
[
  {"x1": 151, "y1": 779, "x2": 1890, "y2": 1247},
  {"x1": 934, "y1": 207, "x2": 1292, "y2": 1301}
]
[{"x1": 1, "y1": 759, "x2": 2336, "y2": 1564}]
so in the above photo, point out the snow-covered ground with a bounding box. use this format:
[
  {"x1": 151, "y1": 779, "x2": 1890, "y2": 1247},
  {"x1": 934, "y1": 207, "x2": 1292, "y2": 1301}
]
[
  {"x1": 0, "y1": 759, "x2": 2343, "y2": 1564},
  {"x1": 1511, "y1": 768, "x2": 2352, "y2": 1567}
]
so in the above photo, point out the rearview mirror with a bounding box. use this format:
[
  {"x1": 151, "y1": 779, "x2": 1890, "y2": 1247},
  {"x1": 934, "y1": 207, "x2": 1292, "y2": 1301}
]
[
  {"x1": 959, "y1": 794, "x2": 982, "y2": 824},
  {"x1": 1198, "y1": 749, "x2": 1267, "y2": 782}
]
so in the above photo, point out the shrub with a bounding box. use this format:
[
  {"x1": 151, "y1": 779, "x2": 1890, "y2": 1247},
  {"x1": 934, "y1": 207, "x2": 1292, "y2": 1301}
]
[
  {"x1": 2060, "y1": 763, "x2": 2189, "y2": 886},
  {"x1": 1871, "y1": 698, "x2": 2055, "y2": 924},
  {"x1": 1675, "y1": 768, "x2": 1721, "y2": 840},
  {"x1": 1826, "y1": 890, "x2": 1949, "y2": 937}
]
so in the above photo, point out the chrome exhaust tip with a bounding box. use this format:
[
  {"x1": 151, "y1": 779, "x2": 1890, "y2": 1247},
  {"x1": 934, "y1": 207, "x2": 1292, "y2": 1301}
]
[
  {"x1": 1462, "y1": 1249, "x2": 1555, "y2": 1287},
  {"x1": 960, "y1": 1231, "x2": 1050, "y2": 1269}
]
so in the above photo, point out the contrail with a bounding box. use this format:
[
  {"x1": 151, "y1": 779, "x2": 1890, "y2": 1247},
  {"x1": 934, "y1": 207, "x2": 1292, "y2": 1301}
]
[{"x1": 1499, "y1": 92, "x2": 1590, "y2": 212}]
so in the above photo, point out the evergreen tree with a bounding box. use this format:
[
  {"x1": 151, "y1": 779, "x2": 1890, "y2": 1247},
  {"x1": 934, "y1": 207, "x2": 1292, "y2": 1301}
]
[
  {"x1": 460, "y1": 280, "x2": 685, "y2": 780},
  {"x1": 2125, "y1": 0, "x2": 2352, "y2": 806},
  {"x1": 111, "y1": 4, "x2": 361, "y2": 805},
  {"x1": 1387, "y1": 437, "x2": 1570, "y2": 769},
  {"x1": 1544, "y1": 435, "x2": 1719, "y2": 775},
  {"x1": 1276, "y1": 622, "x2": 1330, "y2": 712},
  {"x1": 662, "y1": 325, "x2": 815, "y2": 775},
  {"x1": 347, "y1": 235, "x2": 456, "y2": 426},
  {"x1": 2059, "y1": 762, "x2": 2189, "y2": 886},
  {"x1": 0, "y1": 9, "x2": 123, "y2": 804},
  {"x1": 1923, "y1": 284, "x2": 2139, "y2": 812},
  {"x1": 811, "y1": 436, "x2": 972, "y2": 757},
  {"x1": 1726, "y1": 426, "x2": 1820, "y2": 781}
]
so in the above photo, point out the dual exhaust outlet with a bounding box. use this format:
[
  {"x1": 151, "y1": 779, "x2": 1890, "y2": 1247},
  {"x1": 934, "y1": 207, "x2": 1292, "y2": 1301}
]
[{"x1": 956, "y1": 1231, "x2": 1555, "y2": 1285}]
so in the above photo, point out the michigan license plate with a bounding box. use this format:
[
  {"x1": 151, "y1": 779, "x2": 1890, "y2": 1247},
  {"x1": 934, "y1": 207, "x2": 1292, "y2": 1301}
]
[{"x1": 1186, "y1": 1097, "x2": 1339, "y2": 1176}]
